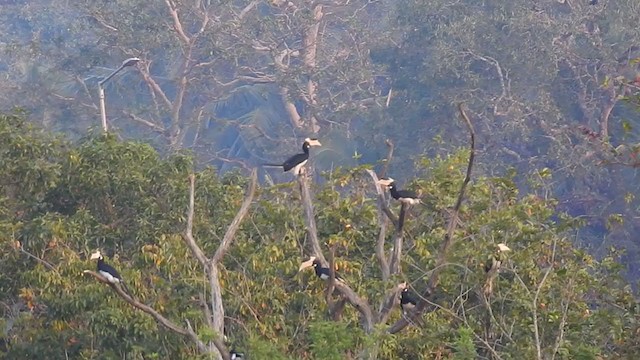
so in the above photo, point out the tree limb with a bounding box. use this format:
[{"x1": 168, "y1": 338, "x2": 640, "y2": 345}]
[
  {"x1": 209, "y1": 169, "x2": 257, "y2": 335},
  {"x1": 334, "y1": 281, "x2": 374, "y2": 332},
  {"x1": 533, "y1": 237, "x2": 557, "y2": 360},
  {"x1": 365, "y1": 170, "x2": 399, "y2": 228},
  {"x1": 388, "y1": 103, "x2": 476, "y2": 333},
  {"x1": 325, "y1": 245, "x2": 337, "y2": 311},
  {"x1": 297, "y1": 174, "x2": 326, "y2": 264},
  {"x1": 380, "y1": 139, "x2": 394, "y2": 179},
  {"x1": 182, "y1": 174, "x2": 208, "y2": 267},
  {"x1": 18, "y1": 245, "x2": 58, "y2": 275},
  {"x1": 389, "y1": 203, "x2": 406, "y2": 275},
  {"x1": 138, "y1": 62, "x2": 173, "y2": 109},
  {"x1": 298, "y1": 171, "x2": 374, "y2": 331},
  {"x1": 123, "y1": 111, "x2": 166, "y2": 133},
  {"x1": 83, "y1": 270, "x2": 229, "y2": 359},
  {"x1": 213, "y1": 169, "x2": 258, "y2": 264},
  {"x1": 165, "y1": 0, "x2": 191, "y2": 44},
  {"x1": 366, "y1": 169, "x2": 391, "y2": 281},
  {"x1": 377, "y1": 282, "x2": 405, "y2": 325}
]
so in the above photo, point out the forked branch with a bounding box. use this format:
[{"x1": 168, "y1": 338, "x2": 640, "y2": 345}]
[
  {"x1": 387, "y1": 103, "x2": 476, "y2": 333},
  {"x1": 213, "y1": 169, "x2": 258, "y2": 263},
  {"x1": 83, "y1": 270, "x2": 229, "y2": 359},
  {"x1": 298, "y1": 172, "x2": 374, "y2": 331}
]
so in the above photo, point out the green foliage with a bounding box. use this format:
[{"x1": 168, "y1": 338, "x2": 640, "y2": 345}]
[
  {"x1": 309, "y1": 321, "x2": 360, "y2": 360},
  {"x1": 0, "y1": 114, "x2": 639, "y2": 359},
  {"x1": 452, "y1": 327, "x2": 477, "y2": 360}
]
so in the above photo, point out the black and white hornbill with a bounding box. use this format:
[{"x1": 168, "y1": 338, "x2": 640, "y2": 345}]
[
  {"x1": 90, "y1": 250, "x2": 130, "y2": 294},
  {"x1": 483, "y1": 243, "x2": 511, "y2": 298},
  {"x1": 230, "y1": 350, "x2": 244, "y2": 359},
  {"x1": 377, "y1": 178, "x2": 421, "y2": 205},
  {"x1": 298, "y1": 256, "x2": 343, "y2": 282},
  {"x1": 264, "y1": 138, "x2": 322, "y2": 176},
  {"x1": 399, "y1": 283, "x2": 417, "y2": 314},
  {"x1": 484, "y1": 243, "x2": 511, "y2": 274}
]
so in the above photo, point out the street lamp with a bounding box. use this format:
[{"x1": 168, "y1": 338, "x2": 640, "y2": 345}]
[{"x1": 98, "y1": 57, "x2": 141, "y2": 132}]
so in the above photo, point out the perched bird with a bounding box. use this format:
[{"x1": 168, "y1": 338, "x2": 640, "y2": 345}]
[
  {"x1": 298, "y1": 256, "x2": 343, "y2": 282},
  {"x1": 483, "y1": 243, "x2": 511, "y2": 298},
  {"x1": 264, "y1": 138, "x2": 322, "y2": 176},
  {"x1": 230, "y1": 350, "x2": 244, "y2": 359},
  {"x1": 90, "y1": 250, "x2": 130, "y2": 294},
  {"x1": 377, "y1": 178, "x2": 421, "y2": 205},
  {"x1": 484, "y1": 243, "x2": 511, "y2": 274},
  {"x1": 399, "y1": 284, "x2": 417, "y2": 314}
]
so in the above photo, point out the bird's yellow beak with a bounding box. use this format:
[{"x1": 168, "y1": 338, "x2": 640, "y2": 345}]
[
  {"x1": 306, "y1": 138, "x2": 322, "y2": 147},
  {"x1": 377, "y1": 178, "x2": 394, "y2": 186},
  {"x1": 90, "y1": 251, "x2": 102, "y2": 260},
  {"x1": 298, "y1": 257, "x2": 316, "y2": 272},
  {"x1": 497, "y1": 243, "x2": 511, "y2": 252}
]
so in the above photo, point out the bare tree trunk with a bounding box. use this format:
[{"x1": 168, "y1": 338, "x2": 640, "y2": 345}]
[
  {"x1": 302, "y1": 4, "x2": 323, "y2": 133},
  {"x1": 280, "y1": 86, "x2": 303, "y2": 128},
  {"x1": 181, "y1": 170, "x2": 257, "y2": 359}
]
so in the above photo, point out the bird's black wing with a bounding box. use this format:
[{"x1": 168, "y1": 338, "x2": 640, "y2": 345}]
[
  {"x1": 401, "y1": 290, "x2": 417, "y2": 306},
  {"x1": 282, "y1": 153, "x2": 308, "y2": 172},
  {"x1": 99, "y1": 262, "x2": 123, "y2": 280},
  {"x1": 397, "y1": 189, "x2": 419, "y2": 199},
  {"x1": 316, "y1": 266, "x2": 342, "y2": 282}
]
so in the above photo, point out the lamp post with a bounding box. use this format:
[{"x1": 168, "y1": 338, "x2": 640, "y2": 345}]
[{"x1": 98, "y1": 57, "x2": 141, "y2": 132}]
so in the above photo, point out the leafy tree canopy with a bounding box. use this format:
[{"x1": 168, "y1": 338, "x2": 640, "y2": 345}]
[{"x1": 1, "y1": 113, "x2": 638, "y2": 359}]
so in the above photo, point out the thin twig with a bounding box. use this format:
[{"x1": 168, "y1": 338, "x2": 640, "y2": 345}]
[{"x1": 19, "y1": 246, "x2": 59, "y2": 274}]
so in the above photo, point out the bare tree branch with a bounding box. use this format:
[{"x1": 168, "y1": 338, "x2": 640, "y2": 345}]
[
  {"x1": 377, "y1": 282, "x2": 405, "y2": 325},
  {"x1": 298, "y1": 171, "x2": 374, "y2": 331},
  {"x1": 325, "y1": 245, "x2": 337, "y2": 311},
  {"x1": 138, "y1": 62, "x2": 173, "y2": 109},
  {"x1": 123, "y1": 111, "x2": 166, "y2": 133},
  {"x1": 550, "y1": 286, "x2": 571, "y2": 360},
  {"x1": 389, "y1": 203, "x2": 406, "y2": 275},
  {"x1": 182, "y1": 174, "x2": 208, "y2": 267},
  {"x1": 208, "y1": 169, "x2": 258, "y2": 336},
  {"x1": 380, "y1": 139, "x2": 394, "y2": 179},
  {"x1": 367, "y1": 140, "x2": 396, "y2": 282},
  {"x1": 533, "y1": 237, "x2": 557, "y2": 360},
  {"x1": 388, "y1": 103, "x2": 476, "y2": 333},
  {"x1": 366, "y1": 169, "x2": 391, "y2": 281},
  {"x1": 165, "y1": 0, "x2": 191, "y2": 44},
  {"x1": 213, "y1": 169, "x2": 258, "y2": 263},
  {"x1": 334, "y1": 281, "x2": 374, "y2": 332},
  {"x1": 83, "y1": 270, "x2": 229, "y2": 359},
  {"x1": 18, "y1": 245, "x2": 58, "y2": 274},
  {"x1": 297, "y1": 173, "x2": 326, "y2": 264},
  {"x1": 365, "y1": 169, "x2": 399, "y2": 228}
]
